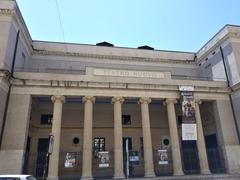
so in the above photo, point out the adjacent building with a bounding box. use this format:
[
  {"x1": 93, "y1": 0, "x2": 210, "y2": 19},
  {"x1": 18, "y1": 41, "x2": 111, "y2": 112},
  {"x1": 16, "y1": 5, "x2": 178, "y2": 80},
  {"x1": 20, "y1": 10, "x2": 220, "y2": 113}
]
[{"x1": 1, "y1": 0, "x2": 240, "y2": 179}]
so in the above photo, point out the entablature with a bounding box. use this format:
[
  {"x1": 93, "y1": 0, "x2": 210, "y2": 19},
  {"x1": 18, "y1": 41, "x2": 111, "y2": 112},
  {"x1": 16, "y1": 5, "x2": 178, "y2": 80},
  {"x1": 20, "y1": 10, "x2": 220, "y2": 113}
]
[{"x1": 11, "y1": 71, "x2": 229, "y2": 94}]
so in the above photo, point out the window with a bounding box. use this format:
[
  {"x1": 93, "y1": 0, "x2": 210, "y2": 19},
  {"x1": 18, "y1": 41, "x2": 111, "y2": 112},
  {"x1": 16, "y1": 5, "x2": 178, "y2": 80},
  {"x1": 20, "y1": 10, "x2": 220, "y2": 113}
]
[
  {"x1": 94, "y1": 138, "x2": 105, "y2": 158},
  {"x1": 122, "y1": 115, "x2": 131, "y2": 125},
  {"x1": 40, "y1": 114, "x2": 53, "y2": 125},
  {"x1": 73, "y1": 137, "x2": 80, "y2": 145}
]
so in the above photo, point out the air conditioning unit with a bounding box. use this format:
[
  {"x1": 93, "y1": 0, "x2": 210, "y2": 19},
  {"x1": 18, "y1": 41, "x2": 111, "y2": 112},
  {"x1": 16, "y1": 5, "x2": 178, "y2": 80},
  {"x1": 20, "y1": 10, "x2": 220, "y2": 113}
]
[{"x1": 161, "y1": 135, "x2": 171, "y2": 149}]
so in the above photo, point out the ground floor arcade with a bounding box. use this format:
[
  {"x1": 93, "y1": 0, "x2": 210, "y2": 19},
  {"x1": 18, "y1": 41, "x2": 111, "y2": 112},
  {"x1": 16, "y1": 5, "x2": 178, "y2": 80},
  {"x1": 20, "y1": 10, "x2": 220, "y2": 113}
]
[{"x1": 0, "y1": 83, "x2": 240, "y2": 180}]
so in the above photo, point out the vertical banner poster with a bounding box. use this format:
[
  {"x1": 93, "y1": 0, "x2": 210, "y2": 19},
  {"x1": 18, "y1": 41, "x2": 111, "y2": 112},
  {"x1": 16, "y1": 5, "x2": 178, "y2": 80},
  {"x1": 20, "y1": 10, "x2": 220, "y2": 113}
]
[
  {"x1": 179, "y1": 86, "x2": 197, "y2": 141},
  {"x1": 181, "y1": 91, "x2": 196, "y2": 123},
  {"x1": 98, "y1": 151, "x2": 110, "y2": 168},
  {"x1": 158, "y1": 149, "x2": 168, "y2": 165},
  {"x1": 64, "y1": 152, "x2": 76, "y2": 168}
]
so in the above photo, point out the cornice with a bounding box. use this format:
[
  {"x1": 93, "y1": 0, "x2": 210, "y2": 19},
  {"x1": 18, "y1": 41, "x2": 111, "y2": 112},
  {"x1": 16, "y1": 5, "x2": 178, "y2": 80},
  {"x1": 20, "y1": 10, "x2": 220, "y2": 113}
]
[
  {"x1": 196, "y1": 30, "x2": 240, "y2": 62},
  {"x1": 0, "y1": 3, "x2": 33, "y2": 55},
  {"x1": 12, "y1": 3, "x2": 33, "y2": 55},
  {"x1": 33, "y1": 49, "x2": 196, "y2": 65}
]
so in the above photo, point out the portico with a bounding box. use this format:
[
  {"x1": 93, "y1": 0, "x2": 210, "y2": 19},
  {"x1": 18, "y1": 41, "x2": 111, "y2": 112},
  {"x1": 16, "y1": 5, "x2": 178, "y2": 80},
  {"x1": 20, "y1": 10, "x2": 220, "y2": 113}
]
[{"x1": 0, "y1": 70, "x2": 234, "y2": 178}]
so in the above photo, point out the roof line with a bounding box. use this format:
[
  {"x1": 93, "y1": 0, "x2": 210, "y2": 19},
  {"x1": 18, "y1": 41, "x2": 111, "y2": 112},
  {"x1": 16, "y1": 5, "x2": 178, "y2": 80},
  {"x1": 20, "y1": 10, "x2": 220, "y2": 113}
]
[
  {"x1": 196, "y1": 24, "x2": 240, "y2": 55},
  {"x1": 32, "y1": 40, "x2": 195, "y2": 54}
]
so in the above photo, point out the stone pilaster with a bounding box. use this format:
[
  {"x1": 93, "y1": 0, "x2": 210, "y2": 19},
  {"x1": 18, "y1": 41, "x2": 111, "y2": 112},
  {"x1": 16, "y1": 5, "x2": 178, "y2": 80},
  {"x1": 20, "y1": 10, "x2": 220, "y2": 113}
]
[
  {"x1": 48, "y1": 95, "x2": 65, "y2": 180},
  {"x1": 81, "y1": 96, "x2": 95, "y2": 180},
  {"x1": 0, "y1": 94, "x2": 31, "y2": 174},
  {"x1": 112, "y1": 97, "x2": 125, "y2": 179},
  {"x1": 195, "y1": 100, "x2": 211, "y2": 174},
  {"x1": 213, "y1": 99, "x2": 240, "y2": 173},
  {"x1": 164, "y1": 99, "x2": 183, "y2": 175},
  {"x1": 139, "y1": 97, "x2": 156, "y2": 177}
]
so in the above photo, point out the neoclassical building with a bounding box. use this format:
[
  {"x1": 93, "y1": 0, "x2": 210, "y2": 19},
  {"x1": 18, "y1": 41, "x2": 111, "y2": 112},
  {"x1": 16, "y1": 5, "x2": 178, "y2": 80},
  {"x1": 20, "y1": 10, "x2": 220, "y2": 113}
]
[{"x1": 1, "y1": 1, "x2": 240, "y2": 180}]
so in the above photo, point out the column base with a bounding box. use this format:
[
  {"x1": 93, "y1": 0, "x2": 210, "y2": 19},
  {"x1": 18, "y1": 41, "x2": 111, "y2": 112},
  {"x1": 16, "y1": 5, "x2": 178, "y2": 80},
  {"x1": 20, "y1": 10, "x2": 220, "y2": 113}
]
[
  {"x1": 201, "y1": 170, "x2": 211, "y2": 175},
  {"x1": 81, "y1": 177, "x2": 93, "y2": 180},
  {"x1": 173, "y1": 171, "x2": 184, "y2": 176},
  {"x1": 144, "y1": 172, "x2": 156, "y2": 178},
  {"x1": 47, "y1": 176, "x2": 59, "y2": 180},
  {"x1": 113, "y1": 175, "x2": 125, "y2": 179}
]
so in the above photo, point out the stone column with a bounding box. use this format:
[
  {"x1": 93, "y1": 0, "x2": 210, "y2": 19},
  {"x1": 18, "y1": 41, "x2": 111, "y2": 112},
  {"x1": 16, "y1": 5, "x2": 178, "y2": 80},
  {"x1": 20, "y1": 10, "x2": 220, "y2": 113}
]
[
  {"x1": 48, "y1": 95, "x2": 65, "y2": 180},
  {"x1": 195, "y1": 100, "x2": 211, "y2": 174},
  {"x1": 139, "y1": 97, "x2": 156, "y2": 177},
  {"x1": 112, "y1": 97, "x2": 125, "y2": 179},
  {"x1": 81, "y1": 96, "x2": 95, "y2": 179},
  {"x1": 164, "y1": 99, "x2": 183, "y2": 175}
]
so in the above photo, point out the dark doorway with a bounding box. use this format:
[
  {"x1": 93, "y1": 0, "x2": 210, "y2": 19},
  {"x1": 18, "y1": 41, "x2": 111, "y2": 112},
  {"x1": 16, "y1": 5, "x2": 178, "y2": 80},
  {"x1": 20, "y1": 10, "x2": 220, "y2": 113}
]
[
  {"x1": 123, "y1": 137, "x2": 132, "y2": 177},
  {"x1": 181, "y1": 140, "x2": 200, "y2": 174},
  {"x1": 205, "y1": 134, "x2": 226, "y2": 173},
  {"x1": 36, "y1": 138, "x2": 49, "y2": 177}
]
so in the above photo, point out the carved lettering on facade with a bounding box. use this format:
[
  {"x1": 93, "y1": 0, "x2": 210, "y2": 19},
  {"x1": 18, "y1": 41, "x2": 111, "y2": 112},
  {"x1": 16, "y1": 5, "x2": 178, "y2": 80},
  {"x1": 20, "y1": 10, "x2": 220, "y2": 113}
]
[{"x1": 93, "y1": 68, "x2": 165, "y2": 79}]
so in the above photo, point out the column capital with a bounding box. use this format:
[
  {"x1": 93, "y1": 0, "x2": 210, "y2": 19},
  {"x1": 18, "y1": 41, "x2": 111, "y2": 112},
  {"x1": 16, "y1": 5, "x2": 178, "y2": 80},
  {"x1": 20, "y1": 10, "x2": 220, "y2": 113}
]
[
  {"x1": 138, "y1": 97, "x2": 151, "y2": 104},
  {"x1": 82, "y1": 96, "x2": 96, "y2": 103},
  {"x1": 195, "y1": 99, "x2": 202, "y2": 105},
  {"x1": 51, "y1": 95, "x2": 65, "y2": 103},
  {"x1": 164, "y1": 98, "x2": 177, "y2": 105},
  {"x1": 112, "y1": 97, "x2": 124, "y2": 104}
]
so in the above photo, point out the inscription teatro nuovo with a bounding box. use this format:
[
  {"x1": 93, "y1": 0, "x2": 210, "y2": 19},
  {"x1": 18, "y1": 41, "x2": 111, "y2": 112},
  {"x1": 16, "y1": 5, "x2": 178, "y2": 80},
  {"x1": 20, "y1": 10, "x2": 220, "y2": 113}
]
[{"x1": 93, "y1": 68, "x2": 165, "y2": 79}]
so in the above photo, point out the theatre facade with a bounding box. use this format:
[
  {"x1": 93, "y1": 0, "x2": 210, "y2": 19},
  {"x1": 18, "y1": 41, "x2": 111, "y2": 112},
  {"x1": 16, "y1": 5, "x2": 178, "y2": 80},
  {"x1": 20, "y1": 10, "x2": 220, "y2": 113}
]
[{"x1": 1, "y1": 1, "x2": 240, "y2": 179}]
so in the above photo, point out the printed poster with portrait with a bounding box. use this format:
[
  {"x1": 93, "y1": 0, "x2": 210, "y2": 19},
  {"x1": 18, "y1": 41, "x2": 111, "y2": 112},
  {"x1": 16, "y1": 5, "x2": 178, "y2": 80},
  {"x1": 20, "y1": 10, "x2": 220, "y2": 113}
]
[
  {"x1": 158, "y1": 149, "x2": 168, "y2": 165},
  {"x1": 181, "y1": 91, "x2": 196, "y2": 123},
  {"x1": 64, "y1": 152, "x2": 77, "y2": 168},
  {"x1": 98, "y1": 151, "x2": 110, "y2": 168}
]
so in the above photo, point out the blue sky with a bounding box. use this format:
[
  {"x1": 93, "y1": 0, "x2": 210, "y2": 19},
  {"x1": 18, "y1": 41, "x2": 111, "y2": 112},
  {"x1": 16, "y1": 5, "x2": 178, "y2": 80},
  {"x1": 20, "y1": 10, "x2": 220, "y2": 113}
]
[{"x1": 16, "y1": 0, "x2": 240, "y2": 52}]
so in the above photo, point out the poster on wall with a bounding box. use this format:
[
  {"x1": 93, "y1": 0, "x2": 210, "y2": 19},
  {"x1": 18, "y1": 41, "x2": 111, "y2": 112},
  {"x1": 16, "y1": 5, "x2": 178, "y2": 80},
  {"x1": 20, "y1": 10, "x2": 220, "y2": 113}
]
[
  {"x1": 98, "y1": 151, "x2": 110, "y2": 168},
  {"x1": 129, "y1": 151, "x2": 140, "y2": 166},
  {"x1": 181, "y1": 91, "x2": 196, "y2": 123},
  {"x1": 158, "y1": 149, "x2": 168, "y2": 165},
  {"x1": 64, "y1": 152, "x2": 77, "y2": 168},
  {"x1": 182, "y1": 123, "x2": 197, "y2": 140}
]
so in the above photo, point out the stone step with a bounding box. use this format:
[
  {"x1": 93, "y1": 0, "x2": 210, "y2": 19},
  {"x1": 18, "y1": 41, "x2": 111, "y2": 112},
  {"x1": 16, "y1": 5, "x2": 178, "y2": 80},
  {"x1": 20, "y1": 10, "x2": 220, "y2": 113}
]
[{"x1": 119, "y1": 174, "x2": 240, "y2": 180}]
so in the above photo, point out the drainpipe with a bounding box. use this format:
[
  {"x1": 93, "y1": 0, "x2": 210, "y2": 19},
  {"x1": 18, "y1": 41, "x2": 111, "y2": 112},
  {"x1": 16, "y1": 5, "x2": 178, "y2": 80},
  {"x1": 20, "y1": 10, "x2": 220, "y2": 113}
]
[
  {"x1": 220, "y1": 46, "x2": 240, "y2": 143},
  {"x1": 0, "y1": 30, "x2": 20, "y2": 149}
]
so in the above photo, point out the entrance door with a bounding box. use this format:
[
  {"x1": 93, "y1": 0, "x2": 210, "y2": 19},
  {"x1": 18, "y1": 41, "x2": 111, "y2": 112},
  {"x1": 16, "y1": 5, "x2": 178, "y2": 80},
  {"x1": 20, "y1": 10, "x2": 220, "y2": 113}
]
[
  {"x1": 36, "y1": 138, "x2": 49, "y2": 177},
  {"x1": 181, "y1": 140, "x2": 200, "y2": 174},
  {"x1": 205, "y1": 134, "x2": 225, "y2": 173},
  {"x1": 123, "y1": 137, "x2": 132, "y2": 177}
]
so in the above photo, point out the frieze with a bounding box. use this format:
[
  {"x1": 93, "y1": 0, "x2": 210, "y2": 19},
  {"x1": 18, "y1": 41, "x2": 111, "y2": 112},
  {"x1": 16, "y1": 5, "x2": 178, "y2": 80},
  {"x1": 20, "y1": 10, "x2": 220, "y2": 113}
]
[
  {"x1": 10, "y1": 77, "x2": 230, "y2": 94},
  {"x1": 0, "y1": 8, "x2": 13, "y2": 15},
  {"x1": 33, "y1": 49, "x2": 195, "y2": 65}
]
